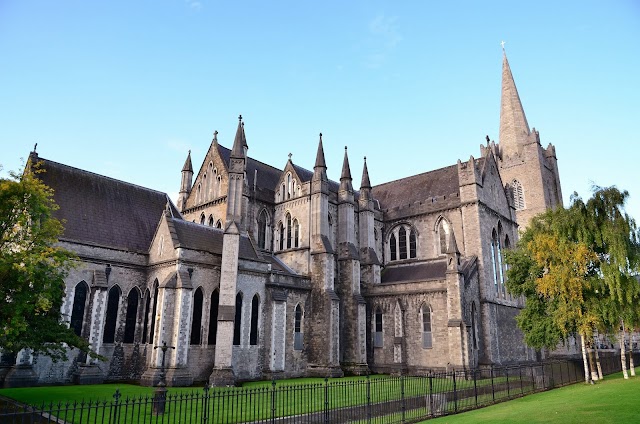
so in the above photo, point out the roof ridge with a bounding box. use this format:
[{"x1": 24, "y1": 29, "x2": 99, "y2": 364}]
[
  {"x1": 372, "y1": 163, "x2": 459, "y2": 189},
  {"x1": 37, "y1": 156, "x2": 169, "y2": 196},
  {"x1": 217, "y1": 143, "x2": 283, "y2": 174}
]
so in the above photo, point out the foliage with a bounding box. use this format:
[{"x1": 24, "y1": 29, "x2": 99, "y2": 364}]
[
  {"x1": 0, "y1": 162, "x2": 90, "y2": 360},
  {"x1": 506, "y1": 186, "x2": 640, "y2": 350}
]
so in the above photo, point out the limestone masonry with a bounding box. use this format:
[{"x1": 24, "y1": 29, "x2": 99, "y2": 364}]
[{"x1": 3, "y1": 51, "x2": 563, "y2": 386}]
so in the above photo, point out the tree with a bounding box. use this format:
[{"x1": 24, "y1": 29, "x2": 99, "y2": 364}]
[
  {"x1": 506, "y1": 207, "x2": 599, "y2": 383},
  {"x1": 506, "y1": 186, "x2": 640, "y2": 382},
  {"x1": 0, "y1": 163, "x2": 91, "y2": 361}
]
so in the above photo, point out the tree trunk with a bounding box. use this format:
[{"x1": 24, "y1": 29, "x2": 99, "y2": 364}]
[
  {"x1": 587, "y1": 341, "x2": 598, "y2": 381},
  {"x1": 620, "y1": 321, "x2": 628, "y2": 380},
  {"x1": 628, "y1": 330, "x2": 635, "y2": 377},
  {"x1": 580, "y1": 333, "x2": 591, "y2": 384},
  {"x1": 594, "y1": 341, "x2": 603, "y2": 380}
]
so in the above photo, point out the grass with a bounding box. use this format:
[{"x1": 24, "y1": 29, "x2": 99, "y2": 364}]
[{"x1": 426, "y1": 368, "x2": 640, "y2": 424}]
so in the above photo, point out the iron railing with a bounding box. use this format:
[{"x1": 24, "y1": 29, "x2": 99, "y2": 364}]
[{"x1": 1, "y1": 354, "x2": 637, "y2": 424}]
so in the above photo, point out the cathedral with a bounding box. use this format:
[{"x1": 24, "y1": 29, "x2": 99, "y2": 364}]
[{"x1": 6, "y1": 51, "x2": 562, "y2": 386}]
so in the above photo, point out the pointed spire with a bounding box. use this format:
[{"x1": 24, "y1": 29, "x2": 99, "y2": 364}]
[
  {"x1": 446, "y1": 228, "x2": 460, "y2": 255},
  {"x1": 182, "y1": 150, "x2": 193, "y2": 172},
  {"x1": 360, "y1": 156, "x2": 371, "y2": 189},
  {"x1": 314, "y1": 133, "x2": 326, "y2": 169},
  {"x1": 340, "y1": 146, "x2": 352, "y2": 181},
  {"x1": 499, "y1": 48, "x2": 531, "y2": 156},
  {"x1": 231, "y1": 115, "x2": 245, "y2": 159}
]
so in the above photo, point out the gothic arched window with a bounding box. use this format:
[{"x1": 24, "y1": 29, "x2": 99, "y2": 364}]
[
  {"x1": 200, "y1": 213, "x2": 206, "y2": 225},
  {"x1": 148, "y1": 281, "x2": 159, "y2": 344},
  {"x1": 216, "y1": 220, "x2": 222, "y2": 229},
  {"x1": 70, "y1": 281, "x2": 89, "y2": 337},
  {"x1": 142, "y1": 288, "x2": 151, "y2": 344},
  {"x1": 208, "y1": 215, "x2": 214, "y2": 227},
  {"x1": 286, "y1": 213, "x2": 292, "y2": 249},
  {"x1": 438, "y1": 219, "x2": 449, "y2": 254},
  {"x1": 257, "y1": 210, "x2": 268, "y2": 249},
  {"x1": 398, "y1": 227, "x2": 407, "y2": 260},
  {"x1": 250, "y1": 294, "x2": 260, "y2": 346},
  {"x1": 421, "y1": 304, "x2": 432, "y2": 349},
  {"x1": 390, "y1": 234, "x2": 397, "y2": 261},
  {"x1": 103, "y1": 285, "x2": 121, "y2": 343},
  {"x1": 374, "y1": 308, "x2": 383, "y2": 348},
  {"x1": 491, "y1": 229, "x2": 501, "y2": 295},
  {"x1": 208, "y1": 289, "x2": 219, "y2": 345},
  {"x1": 233, "y1": 293, "x2": 243, "y2": 346},
  {"x1": 278, "y1": 221, "x2": 285, "y2": 251},
  {"x1": 388, "y1": 224, "x2": 418, "y2": 261},
  {"x1": 190, "y1": 287, "x2": 204, "y2": 345},
  {"x1": 294, "y1": 304, "x2": 303, "y2": 351},
  {"x1": 293, "y1": 218, "x2": 300, "y2": 248},
  {"x1": 123, "y1": 288, "x2": 140, "y2": 344}
]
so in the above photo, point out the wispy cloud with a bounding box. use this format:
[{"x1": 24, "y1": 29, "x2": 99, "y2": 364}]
[
  {"x1": 364, "y1": 14, "x2": 402, "y2": 69},
  {"x1": 165, "y1": 139, "x2": 191, "y2": 153},
  {"x1": 184, "y1": 0, "x2": 202, "y2": 10}
]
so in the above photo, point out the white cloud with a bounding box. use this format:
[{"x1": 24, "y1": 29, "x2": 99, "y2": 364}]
[
  {"x1": 364, "y1": 14, "x2": 403, "y2": 69},
  {"x1": 184, "y1": 0, "x2": 202, "y2": 10},
  {"x1": 165, "y1": 139, "x2": 191, "y2": 153}
]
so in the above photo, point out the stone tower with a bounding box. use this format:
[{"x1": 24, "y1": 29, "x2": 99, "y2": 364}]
[
  {"x1": 336, "y1": 147, "x2": 368, "y2": 375},
  {"x1": 492, "y1": 49, "x2": 563, "y2": 228},
  {"x1": 177, "y1": 150, "x2": 193, "y2": 212},
  {"x1": 306, "y1": 134, "x2": 343, "y2": 377},
  {"x1": 210, "y1": 115, "x2": 246, "y2": 386}
]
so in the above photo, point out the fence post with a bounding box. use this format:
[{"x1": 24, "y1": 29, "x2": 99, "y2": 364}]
[
  {"x1": 201, "y1": 384, "x2": 210, "y2": 424},
  {"x1": 473, "y1": 368, "x2": 478, "y2": 407},
  {"x1": 490, "y1": 366, "x2": 495, "y2": 402},
  {"x1": 111, "y1": 389, "x2": 121, "y2": 424},
  {"x1": 505, "y1": 367, "x2": 510, "y2": 398},
  {"x1": 428, "y1": 372, "x2": 434, "y2": 417},
  {"x1": 400, "y1": 374, "x2": 406, "y2": 423},
  {"x1": 452, "y1": 370, "x2": 458, "y2": 413},
  {"x1": 324, "y1": 378, "x2": 330, "y2": 424},
  {"x1": 519, "y1": 365, "x2": 523, "y2": 394},
  {"x1": 271, "y1": 379, "x2": 277, "y2": 424}
]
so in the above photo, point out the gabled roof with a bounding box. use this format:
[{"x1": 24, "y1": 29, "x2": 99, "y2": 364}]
[
  {"x1": 371, "y1": 164, "x2": 460, "y2": 211},
  {"x1": 170, "y1": 218, "x2": 259, "y2": 260},
  {"x1": 216, "y1": 144, "x2": 282, "y2": 192},
  {"x1": 33, "y1": 154, "x2": 180, "y2": 253}
]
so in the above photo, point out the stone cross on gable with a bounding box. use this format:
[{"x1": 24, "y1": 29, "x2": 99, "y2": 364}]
[
  {"x1": 501, "y1": 40, "x2": 506, "y2": 50},
  {"x1": 288, "y1": 153, "x2": 292, "y2": 161}
]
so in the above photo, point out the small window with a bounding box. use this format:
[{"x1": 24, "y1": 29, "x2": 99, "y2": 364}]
[
  {"x1": 257, "y1": 210, "x2": 268, "y2": 249},
  {"x1": 216, "y1": 220, "x2": 222, "y2": 229},
  {"x1": 286, "y1": 213, "x2": 292, "y2": 249},
  {"x1": 390, "y1": 234, "x2": 397, "y2": 261},
  {"x1": 294, "y1": 305, "x2": 303, "y2": 351},
  {"x1": 233, "y1": 293, "x2": 243, "y2": 346},
  {"x1": 409, "y1": 230, "x2": 417, "y2": 258},
  {"x1": 293, "y1": 218, "x2": 300, "y2": 248},
  {"x1": 512, "y1": 180, "x2": 525, "y2": 210},
  {"x1": 208, "y1": 215, "x2": 214, "y2": 227},
  {"x1": 190, "y1": 287, "x2": 204, "y2": 345},
  {"x1": 279, "y1": 222, "x2": 285, "y2": 250},
  {"x1": 438, "y1": 220, "x2": 449, "y2": 254},
  {"x1": 250, "y1": 294, "x2": 260, "y2": 345},
  {"x1": 399, "y1": 227, "x2": 407, "y2": 260},
  {"x1": 200, "y1": 213, "x2": 206, "y2": 225},
  {"x1": 208, "y1": 290, "x2": 219, "y2": 345},
  {"x1": 422, "y1": 304, "x2": 432, "y2": 349},
  {"x1": 374, "y1": 308, "x2": 383, "y2": 348}
]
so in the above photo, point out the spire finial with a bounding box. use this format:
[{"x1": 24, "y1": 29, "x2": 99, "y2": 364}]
[
  {"x1": 238, "y1": 114, "x2": 242, "y2": 122},
  {"x1": 288, "y1": 153, "x2": 292, "y2": 161},
  {"x1": 33, "y1": 143, "x2": 37, "y2": 153},
  {"x1": 501, "y1": 40, "x2": 506, "y2": 51}
]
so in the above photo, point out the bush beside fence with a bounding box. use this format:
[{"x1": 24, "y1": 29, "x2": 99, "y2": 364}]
[{"x1": 1, "y1": 354, "x2": 638, "y2": 424}]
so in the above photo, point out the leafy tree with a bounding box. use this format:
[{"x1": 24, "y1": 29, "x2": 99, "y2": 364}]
[
  {"x1": 0, "y1": 163, "x2": 91, "y2": 361},
  {"x1": 506, "y1": 186, "x2": 640, "y2": 382}
]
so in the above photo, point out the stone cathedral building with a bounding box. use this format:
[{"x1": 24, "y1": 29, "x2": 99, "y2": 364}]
[{"x1": 4, "y1": 51, "x2": 563, "y2": 387}]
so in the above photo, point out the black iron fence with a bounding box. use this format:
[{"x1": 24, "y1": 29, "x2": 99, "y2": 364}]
[{"x1": 1, "y1": 354, "x2": 638, "y2": 424}]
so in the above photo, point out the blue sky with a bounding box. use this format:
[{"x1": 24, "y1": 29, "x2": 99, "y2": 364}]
[{"x1": 1, "y1": 1, "x2": 639, "y2": 221}]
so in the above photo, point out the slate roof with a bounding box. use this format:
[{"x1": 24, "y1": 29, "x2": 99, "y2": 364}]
[
  {"x1": 170, "y1": 218, "x2": 259, "y2": 260},
  {"x1": 371, "y1": 164, "x2": 460, "y2": 211},
  {"x1": 216, "y1": 144, "x2": 281, "y2": 191},
  {"x1": 33, "y1": 154, "x2": 179, "y2": 253},
  {"x1": 381, "y1": 260, "x2": 447, "y2": 284}
]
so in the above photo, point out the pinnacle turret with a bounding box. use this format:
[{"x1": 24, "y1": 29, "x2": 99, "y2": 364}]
[
  {"x1": 231, "y1": 115, "x2": 245, "y2": 159},
  {"x1": 360, "y1": 156, "x2": 371, "y2": 189},
  {"x1": 499, "y1": 49, "x2": 531, "y2": 157},
  {"x1": 313, "y1": 133, "x2": 328, "y2": 182},
  {"x1": 340, "y1": 146, "x2": 353, "y2": 193},
  {"x1": 182, "y1": 150, "x2": 193, "y2": 172}
]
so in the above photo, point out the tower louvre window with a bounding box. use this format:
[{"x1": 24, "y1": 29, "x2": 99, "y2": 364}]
[{"x1": 512, "y1": 180, "x2": 525, "y2": 210}]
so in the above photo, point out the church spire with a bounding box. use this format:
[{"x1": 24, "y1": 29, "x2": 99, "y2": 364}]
[
  {"x1": 360, "y1": 156, "x2": 371, "y2": 189},
  {"x1": 181, "y1": 149, "x2": 193, "y2": 173},
  {"x1": 340, "y1": 146, "x2": 353, "y2": 193},
  {"x1": 313, "y1": 133, "x2": 328, "y2": 182},
  {"x1": 499, "y1": 47, "x2": 531, "y2": 157},
  {"x1": 231, "y1": 115, "x2": 245, "y2": 159}
]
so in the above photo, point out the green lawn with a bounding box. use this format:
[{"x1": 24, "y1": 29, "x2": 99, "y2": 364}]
[{"x1": 426, "y1": 368, "x2": 640, "y2": 424}]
